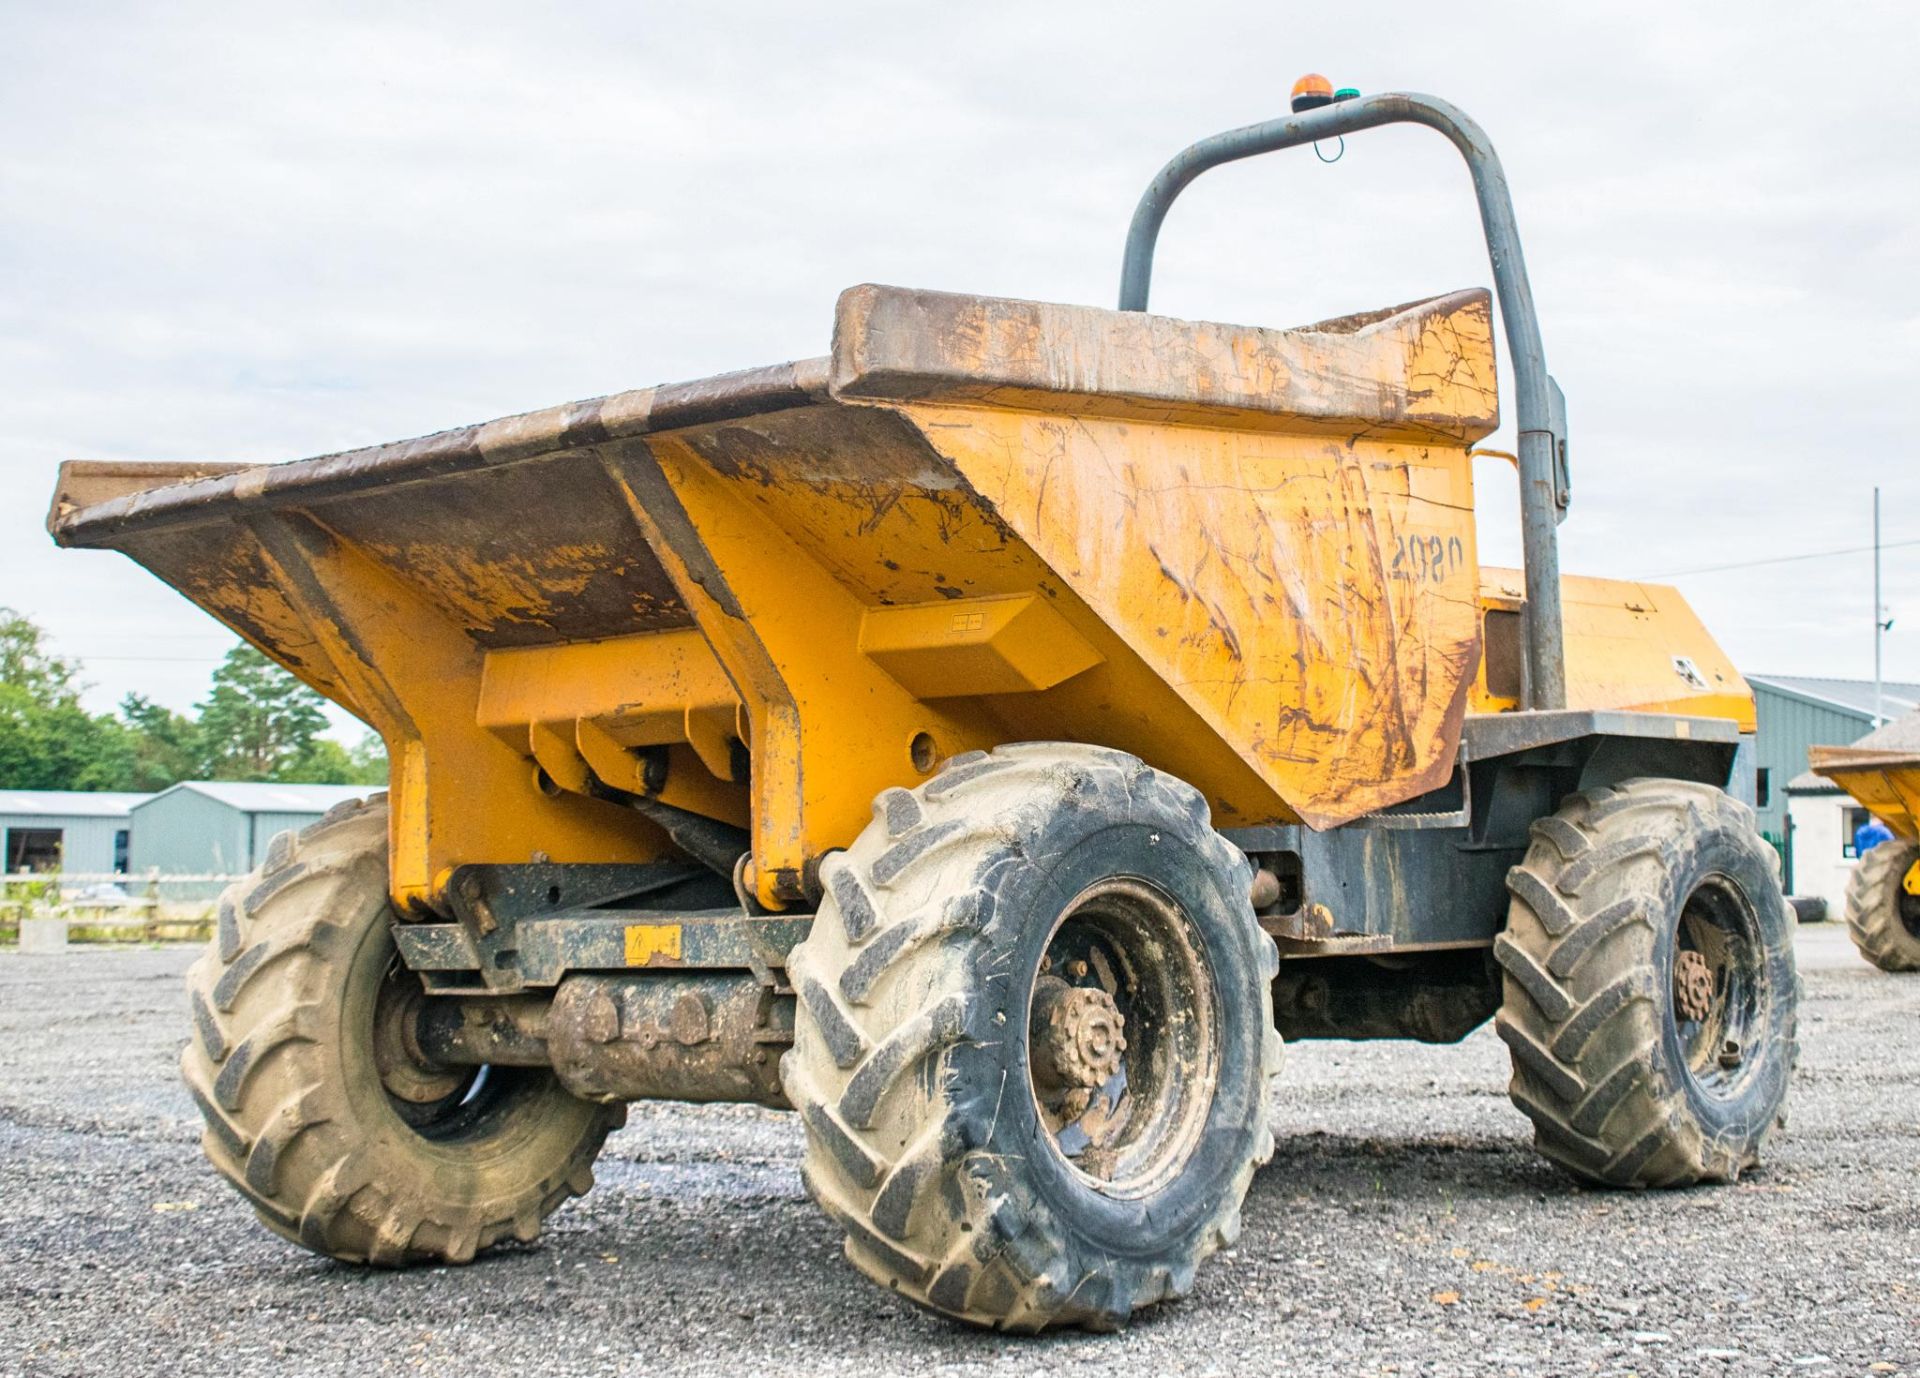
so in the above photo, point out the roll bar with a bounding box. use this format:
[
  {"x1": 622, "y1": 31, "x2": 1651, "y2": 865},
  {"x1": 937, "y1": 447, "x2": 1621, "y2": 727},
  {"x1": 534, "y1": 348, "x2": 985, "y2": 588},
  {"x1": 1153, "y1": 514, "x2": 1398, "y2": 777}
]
[{"x1": 1118, "y1": 92, "x2": 1569, "y2": 712}]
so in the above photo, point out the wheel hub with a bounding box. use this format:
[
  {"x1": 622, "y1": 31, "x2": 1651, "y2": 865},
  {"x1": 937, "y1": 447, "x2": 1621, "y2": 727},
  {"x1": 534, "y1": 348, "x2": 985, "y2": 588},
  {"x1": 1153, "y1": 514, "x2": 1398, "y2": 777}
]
[
  {"x1": 372, "y1": 961, "x2": 466, "y2": 1106},
  {"x1": 1673, "y1": 947, "x2": 1715, "y2": 1024},
  {"x1": 1671, "y1": 874, "x2": 1770, "y2": 1101},
  {"x1": 1032, "y1": 978, "x2": 1127, "y2": 1091},
  {"x1": 1023, "y1": 876, "x2": 1218, "y2": 1196}
]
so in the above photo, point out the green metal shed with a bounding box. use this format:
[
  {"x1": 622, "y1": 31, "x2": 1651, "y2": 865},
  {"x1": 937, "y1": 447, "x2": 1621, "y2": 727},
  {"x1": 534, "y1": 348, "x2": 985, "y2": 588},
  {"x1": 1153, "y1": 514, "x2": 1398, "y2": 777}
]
[
  {"x1": 126, "y1": 782, "x2": 370, "y2": 881},
  {"x1": 0, "y1": 790, "x2": 149, "y2": 875}
]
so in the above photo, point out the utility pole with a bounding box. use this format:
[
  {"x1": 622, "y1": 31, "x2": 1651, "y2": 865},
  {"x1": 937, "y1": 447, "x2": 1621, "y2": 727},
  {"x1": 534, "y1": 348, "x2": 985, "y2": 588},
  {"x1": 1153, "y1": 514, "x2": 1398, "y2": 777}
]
[{"x1": 1873, "y1": 485, "x2": 1884, "y2": 727}]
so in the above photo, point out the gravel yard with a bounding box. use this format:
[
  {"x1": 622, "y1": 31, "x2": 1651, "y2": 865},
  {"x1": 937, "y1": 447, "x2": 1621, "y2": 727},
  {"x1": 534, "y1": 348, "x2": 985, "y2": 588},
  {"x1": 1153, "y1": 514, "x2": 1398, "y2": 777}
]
[{"x1": 2, "y1": 926, "x2": 1913, "y2": 1377}]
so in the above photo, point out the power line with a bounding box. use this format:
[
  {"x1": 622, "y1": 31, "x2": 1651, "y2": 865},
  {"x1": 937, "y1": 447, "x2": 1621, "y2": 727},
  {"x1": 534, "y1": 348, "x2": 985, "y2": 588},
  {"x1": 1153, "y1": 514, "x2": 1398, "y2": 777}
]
[
  {"x1": 56, "y1": 632, "x2": 238, "y2": 643},
  {"x1": 1646, "y1": 536, "x2": 1920, "y2": 580},
  {"x1": 75, "y1": 654, "x2": 232, "y2": 664}
]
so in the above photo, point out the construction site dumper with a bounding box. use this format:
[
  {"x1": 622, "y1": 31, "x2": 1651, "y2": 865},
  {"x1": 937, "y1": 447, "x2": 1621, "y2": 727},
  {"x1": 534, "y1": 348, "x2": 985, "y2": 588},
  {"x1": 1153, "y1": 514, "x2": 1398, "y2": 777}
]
[
  {"x1": 1810, "y1": 712, "x2": 1920, "y2": 971},
  {"x1": 46, "y1": 89, "x2": 1799, "y2": 1331}
]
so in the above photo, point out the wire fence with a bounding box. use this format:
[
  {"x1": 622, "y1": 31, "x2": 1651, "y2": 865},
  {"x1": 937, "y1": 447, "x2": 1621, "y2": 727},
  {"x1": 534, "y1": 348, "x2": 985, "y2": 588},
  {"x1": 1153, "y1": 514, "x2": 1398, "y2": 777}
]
[{"x1": 1, "y1": 870, "x2": 244, "y2": 945}]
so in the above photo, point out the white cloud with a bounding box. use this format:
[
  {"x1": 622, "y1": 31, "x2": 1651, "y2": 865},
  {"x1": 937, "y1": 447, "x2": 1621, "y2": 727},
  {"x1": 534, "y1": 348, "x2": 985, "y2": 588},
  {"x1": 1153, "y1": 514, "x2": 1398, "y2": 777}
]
[{"x1": 3, "y1": 0, "x2": 1916, "y2": 723}]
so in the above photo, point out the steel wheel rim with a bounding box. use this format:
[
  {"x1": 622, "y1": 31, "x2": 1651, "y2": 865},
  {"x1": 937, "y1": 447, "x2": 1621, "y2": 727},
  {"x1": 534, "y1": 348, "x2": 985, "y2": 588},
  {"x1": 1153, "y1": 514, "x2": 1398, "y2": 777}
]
[
  {"x1": 1025, "y1": 877, "x2": 1218, "y2": 1199},
  {"x1": 371, "y1": 955, "x2": 527, "y2": 1143},
  {"x1": 1671, "y1": 875, "x2": 1768, "y2": 1100}
]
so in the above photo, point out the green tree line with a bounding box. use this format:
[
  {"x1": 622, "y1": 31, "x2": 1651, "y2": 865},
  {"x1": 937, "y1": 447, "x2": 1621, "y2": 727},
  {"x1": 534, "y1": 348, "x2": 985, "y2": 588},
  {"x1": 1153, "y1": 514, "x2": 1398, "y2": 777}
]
[{"x1": 0, "y1": 607, "x2": 386, "y2": 791}]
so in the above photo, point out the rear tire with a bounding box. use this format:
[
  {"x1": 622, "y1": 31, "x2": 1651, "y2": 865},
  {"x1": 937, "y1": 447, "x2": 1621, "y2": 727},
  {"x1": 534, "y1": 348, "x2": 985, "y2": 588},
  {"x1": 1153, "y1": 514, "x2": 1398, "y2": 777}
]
[
  {"x1": 1843, "y1": 839, "x2": 1920, "y2": 972},
  {"x1": 1495, "y1": 779, "x2": 1797, "y2": 1187},
  {"x1": 782, "y1": 744, "x2": 1283, "y2": 1331},
  {"x1": 181, "y1": 795, "x2": 622, "y2": 1265}
]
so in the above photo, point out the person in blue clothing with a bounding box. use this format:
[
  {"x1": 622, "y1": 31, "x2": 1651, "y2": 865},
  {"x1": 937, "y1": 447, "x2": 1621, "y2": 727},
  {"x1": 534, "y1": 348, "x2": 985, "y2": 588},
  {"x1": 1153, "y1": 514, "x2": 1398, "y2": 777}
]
[{"x1": 1854, "y1": 814, "x2": 1895, "y2": 855}]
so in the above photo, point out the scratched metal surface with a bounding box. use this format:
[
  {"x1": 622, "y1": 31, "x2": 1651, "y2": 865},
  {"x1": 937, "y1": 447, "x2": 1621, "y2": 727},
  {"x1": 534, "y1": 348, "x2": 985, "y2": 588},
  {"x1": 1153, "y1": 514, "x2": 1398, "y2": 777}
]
[
  {"x1": 838, "y1": 287, "x2": 1499, "y2": 826},
  {"x1": 52, "y1": 285, "x2": 1512, "y2": 849}
]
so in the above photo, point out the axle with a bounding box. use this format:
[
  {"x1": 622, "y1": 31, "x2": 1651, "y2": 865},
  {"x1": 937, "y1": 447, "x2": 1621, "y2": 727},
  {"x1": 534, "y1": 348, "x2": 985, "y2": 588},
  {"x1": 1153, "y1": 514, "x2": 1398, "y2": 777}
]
[{"x1": 408, "y1": 973, "x2": 793, "y2": 1108}]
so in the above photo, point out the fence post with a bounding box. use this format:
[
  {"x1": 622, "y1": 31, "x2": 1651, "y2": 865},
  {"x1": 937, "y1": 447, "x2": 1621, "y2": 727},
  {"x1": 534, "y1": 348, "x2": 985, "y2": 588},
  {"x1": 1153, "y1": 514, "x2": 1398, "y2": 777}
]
[
  {"x1": 17, "y1": 870, "x2": 68, "y2": 954},
  {"x1": 143, "y1": 869, "x2": 163, "y2": 943}
]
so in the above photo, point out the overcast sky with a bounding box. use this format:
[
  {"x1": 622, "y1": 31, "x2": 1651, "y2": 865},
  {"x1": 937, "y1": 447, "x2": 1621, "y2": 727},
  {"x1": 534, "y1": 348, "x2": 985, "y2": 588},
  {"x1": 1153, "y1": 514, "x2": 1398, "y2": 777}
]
[{"x1": 4, "y1": 1, "x2": 1916, "y2": 738}]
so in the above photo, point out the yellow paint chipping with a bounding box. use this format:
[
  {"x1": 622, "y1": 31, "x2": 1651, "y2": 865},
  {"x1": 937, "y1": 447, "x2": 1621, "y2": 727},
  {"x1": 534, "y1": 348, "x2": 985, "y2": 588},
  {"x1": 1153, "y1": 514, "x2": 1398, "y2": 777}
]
[
  {"x1": 51, "y1": 282, "x2": 1758, "y2": 912},
  {"x1": 623, "y1": 923, "x2": 683, "y2": 967}
]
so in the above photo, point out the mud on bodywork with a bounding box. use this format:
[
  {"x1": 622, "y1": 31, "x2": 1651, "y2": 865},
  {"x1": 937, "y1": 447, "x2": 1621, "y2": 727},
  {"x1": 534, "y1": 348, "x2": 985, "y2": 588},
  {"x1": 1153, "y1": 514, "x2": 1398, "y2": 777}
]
[{"x1": 51, "y1": 285, "x2": 1513, "y2": 914}]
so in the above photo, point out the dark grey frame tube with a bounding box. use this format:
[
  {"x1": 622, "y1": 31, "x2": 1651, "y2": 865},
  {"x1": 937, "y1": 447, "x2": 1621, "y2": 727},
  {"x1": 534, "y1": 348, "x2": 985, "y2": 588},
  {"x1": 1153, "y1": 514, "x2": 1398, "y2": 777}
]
[{"x1": 1118, "y1": 91, "x2": 1567, "y2": 712}]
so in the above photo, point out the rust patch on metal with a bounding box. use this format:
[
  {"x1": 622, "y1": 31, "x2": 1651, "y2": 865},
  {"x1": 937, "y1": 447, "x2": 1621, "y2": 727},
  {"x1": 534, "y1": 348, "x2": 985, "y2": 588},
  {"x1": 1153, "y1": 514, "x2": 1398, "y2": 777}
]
[{"x1": 1673, "y1": 948, "x2": 1714, "y2": 1024}]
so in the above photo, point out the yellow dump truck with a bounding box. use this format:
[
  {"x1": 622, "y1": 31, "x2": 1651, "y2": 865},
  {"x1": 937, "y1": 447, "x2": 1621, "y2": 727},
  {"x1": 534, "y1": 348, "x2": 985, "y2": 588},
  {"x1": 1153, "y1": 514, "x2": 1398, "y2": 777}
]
[
  {"x1": 1810, "y1": 714, "x2": 1920, "y2": 971},
  {"x1": 47, "y1": 90, "x2": 1798, "y2": 1331}
]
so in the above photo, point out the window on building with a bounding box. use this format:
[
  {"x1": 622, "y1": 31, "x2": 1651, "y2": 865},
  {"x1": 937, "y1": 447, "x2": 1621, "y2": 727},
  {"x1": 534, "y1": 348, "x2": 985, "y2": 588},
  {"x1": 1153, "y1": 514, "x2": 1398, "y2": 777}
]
[
  {"x1": 113, "y1": 829, "x2": 130, "y2": 873},
  {"x1": 1842, "y1": 806, "x2": 1871, "y2": 858},
  {"x1": 5, "y1": 828, "x2": 64, "y2": 872},
  {"x1": 1754, "y1": 768, "x2": 1771, "y2": 809}
]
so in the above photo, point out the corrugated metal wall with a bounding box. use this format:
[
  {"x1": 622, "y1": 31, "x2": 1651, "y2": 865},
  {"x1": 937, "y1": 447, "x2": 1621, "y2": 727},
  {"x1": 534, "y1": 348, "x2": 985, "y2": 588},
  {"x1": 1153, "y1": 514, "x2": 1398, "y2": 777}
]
[
  {"x1": 1753, "y1": 685, "x2": 1873, "y2": 846},
  {"x1": 128, "y1": 790, "x2": 249, "y2": 876},
  {"x1": 124, "y1": 792, "x2": 330, "y2": 898},
  {"x1": 246, "y1": 811, "x2": 321, "y2": 869},
  {"x1": 0, "y1": 814, "x2": 129, "y2": 873}
]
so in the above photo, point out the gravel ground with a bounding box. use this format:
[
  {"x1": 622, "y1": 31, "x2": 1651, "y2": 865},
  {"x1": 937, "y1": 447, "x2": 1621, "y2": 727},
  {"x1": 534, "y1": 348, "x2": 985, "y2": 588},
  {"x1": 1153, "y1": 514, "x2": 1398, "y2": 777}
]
[{"x1": 1, "y1": 926, "x2": 1913, "y2": 1377}]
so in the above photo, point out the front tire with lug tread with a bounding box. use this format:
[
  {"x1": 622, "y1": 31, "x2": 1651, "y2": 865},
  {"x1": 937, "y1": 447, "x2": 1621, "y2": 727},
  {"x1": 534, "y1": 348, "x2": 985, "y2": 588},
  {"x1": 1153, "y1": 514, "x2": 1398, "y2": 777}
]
[
  {"x1": 783, "y1": 743, "x2": 1284, "y2": 1332},
  {"x1": 181, "y1": 795, "x2": 623, "y2": 1266}
]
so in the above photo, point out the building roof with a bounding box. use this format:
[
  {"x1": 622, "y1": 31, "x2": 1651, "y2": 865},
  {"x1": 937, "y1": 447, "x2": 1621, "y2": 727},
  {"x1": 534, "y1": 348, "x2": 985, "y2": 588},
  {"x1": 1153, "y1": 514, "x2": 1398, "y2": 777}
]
[
  {"x1": 1748, "y1": 674, "x2": 1920, "y2": 720},
  {"x1": 1847, "y1": 707, "x2": 1920, "y2": 754},
  {"x1": 1785, "y1": 770, "x2": 1846, "y2": 794},
  {"x1": 0, "y1": 789, "x2": 152, "y2": 818},
  {"x1": 133, "y1": 781, "x2": 371, "y2": 814},
  {"x1": 1789, "y1": 710, "x2": 1920, "y2": 798}
]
